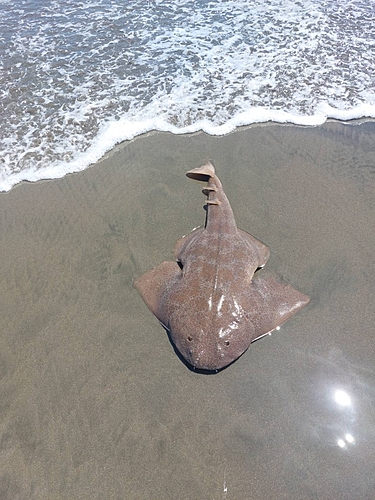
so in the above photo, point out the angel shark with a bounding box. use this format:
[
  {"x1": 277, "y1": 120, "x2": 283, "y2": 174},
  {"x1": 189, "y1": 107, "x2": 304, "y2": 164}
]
[{"x1": 135, "y1": 162, "x2": 309, "y2": 371}]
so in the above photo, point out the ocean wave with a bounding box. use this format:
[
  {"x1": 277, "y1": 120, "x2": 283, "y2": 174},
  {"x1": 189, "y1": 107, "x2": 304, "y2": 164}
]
[
  {"x1": 1, "y1": 0, "x2": 375, "y2": 191},
  {"x1": 1, "y1": 102, "x2": 375, "y2": 192}
]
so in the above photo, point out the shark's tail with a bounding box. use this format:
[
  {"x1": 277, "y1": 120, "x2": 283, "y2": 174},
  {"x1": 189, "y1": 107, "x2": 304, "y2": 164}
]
[{"x1": 186, "y1": 161, "x2": 215, "y2": 182}]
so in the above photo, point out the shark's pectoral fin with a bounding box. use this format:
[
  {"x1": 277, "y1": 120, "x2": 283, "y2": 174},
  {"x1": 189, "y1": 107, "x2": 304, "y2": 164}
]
[
  {"x1": 238, "y1": 228, "x2": 270, "y2": 268},
  {"x1": 134, "y1": 261, "x2": 181, "y2": 326},
  {"x1": 247, "y1": 271, "x2": 309, "y2": 341},
  {"x1": 174, "y1": 226, "x2": 204, "y2": 260}
]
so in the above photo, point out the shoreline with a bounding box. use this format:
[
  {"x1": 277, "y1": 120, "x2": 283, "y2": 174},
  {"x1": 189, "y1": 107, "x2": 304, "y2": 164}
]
[
  {"x1": 2, "y1": 117, "x2": 375, "y2": 194},
  {"x1": 1, "y1": 121, "x2": 375, "y2": 499}
]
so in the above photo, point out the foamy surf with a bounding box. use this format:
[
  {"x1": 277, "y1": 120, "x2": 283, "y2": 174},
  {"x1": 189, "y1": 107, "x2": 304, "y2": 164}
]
[
  {"x1": 1, "y1": 0, "x2": 375, "y2": 191},
  {"x1": 2, "y1": 102, "x2": 375, "y2": 193}
]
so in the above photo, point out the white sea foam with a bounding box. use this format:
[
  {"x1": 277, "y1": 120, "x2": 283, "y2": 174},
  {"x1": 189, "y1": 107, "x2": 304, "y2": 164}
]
[
  {"x1": 2, "y1": 102, "x2": 375, "y2": 193},
  {"x1": 1, "y1": 0, "x2": 375, "y2": 191}
]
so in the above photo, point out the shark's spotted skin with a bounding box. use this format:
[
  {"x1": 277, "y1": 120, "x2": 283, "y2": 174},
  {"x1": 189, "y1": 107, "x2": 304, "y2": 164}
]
[{"x1": 135, "y1": 162, "x2": 309, "y2": 371}]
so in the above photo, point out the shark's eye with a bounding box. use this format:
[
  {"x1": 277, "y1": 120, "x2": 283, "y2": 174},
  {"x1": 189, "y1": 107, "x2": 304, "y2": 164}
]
[
  {"x1": 224, "y1": 340, "x2": 230, "y2": 346},
  {"x1": 187, "y1": 336, "x2": 193, "y2": 342}
]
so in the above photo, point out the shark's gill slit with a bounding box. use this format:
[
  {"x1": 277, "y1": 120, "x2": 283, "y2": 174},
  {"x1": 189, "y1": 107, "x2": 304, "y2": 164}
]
[
  {"x1": 177, "y1": 261, "x2": 183, "y2": 270},
  {"x1": 224, "y1": 340, "x2": 230, "y2": 346}
]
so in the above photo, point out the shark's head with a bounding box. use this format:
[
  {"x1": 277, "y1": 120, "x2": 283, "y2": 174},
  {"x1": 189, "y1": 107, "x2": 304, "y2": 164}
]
[{"x1": 168, "y1": 315, "x2": 253, "y2": 372}]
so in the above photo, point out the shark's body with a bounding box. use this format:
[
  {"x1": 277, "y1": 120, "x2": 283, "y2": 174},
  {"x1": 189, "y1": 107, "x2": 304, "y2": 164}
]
[{"x1": 135, "y1": 162, "x2": 309, "y2": 371}]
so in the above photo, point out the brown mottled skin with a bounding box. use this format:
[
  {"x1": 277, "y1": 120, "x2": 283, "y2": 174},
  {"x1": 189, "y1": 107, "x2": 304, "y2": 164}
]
[{"x1": 135, "y1": 162, "x2": 309, "y2": 371}]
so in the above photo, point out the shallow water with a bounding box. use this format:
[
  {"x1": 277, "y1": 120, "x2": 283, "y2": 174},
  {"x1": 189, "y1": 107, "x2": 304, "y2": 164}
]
[
  {"x1": 1, "y1": 122, "x2": 375, "y2": 498},
  {"x1": 1, "y1": 0, "x2": 375, "y2": 190}
]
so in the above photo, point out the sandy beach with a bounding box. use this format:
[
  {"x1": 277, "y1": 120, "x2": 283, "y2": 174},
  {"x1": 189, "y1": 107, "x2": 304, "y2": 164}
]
[{"x1": 1, "y1": 122, "x2": 375, "y2": 499}]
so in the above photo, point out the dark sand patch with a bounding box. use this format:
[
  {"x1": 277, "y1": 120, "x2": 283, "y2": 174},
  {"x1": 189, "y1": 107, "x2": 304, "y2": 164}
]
[{"x1": 1, "y1": 122, "x2": 375, "y2": 499}]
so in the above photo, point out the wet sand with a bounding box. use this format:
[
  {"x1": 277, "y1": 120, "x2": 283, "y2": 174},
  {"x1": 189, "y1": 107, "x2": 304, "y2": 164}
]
[{"x1": 1, "y1": 122, "x2": 375, "y2": 499}]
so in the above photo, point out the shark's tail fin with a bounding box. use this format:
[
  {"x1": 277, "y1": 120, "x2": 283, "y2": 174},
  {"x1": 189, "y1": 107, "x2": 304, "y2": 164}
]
[{"x1": 186, "y1": 161, "x2": 215, "y2": 182}]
